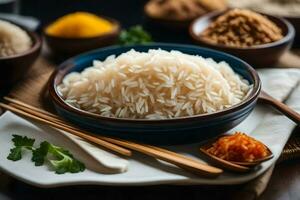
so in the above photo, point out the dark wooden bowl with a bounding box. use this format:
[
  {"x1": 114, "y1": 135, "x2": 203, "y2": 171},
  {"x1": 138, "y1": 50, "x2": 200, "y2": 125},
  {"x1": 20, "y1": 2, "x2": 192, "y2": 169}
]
[
  {"x1": 0, "y1": 21, "x2": 41, "y2": 89},
  {"x1": 48, "y1": 43, "x2": 261, "y2": 145},
  {"x1": 189, "y1": 11, "x2": 295, "y2": 67},
  {"x1": 43, "y1": 16, "x2": 120, "y2": 56},
  {"x1": 227, "y1": 6, "x2": 300, "y2": 47},
  {"x1": 144, "y1": 0, "x2": 204, "y2": 30},
  {"x1": 285, "y1": 16, "x2": 300, "y2": 47}
]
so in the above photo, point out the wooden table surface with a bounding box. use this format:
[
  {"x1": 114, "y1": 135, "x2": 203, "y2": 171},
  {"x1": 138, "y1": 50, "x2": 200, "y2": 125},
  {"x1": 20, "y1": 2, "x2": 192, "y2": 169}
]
[{"x1": 0, "y1": 53, "x2": 299, "y2": 200}]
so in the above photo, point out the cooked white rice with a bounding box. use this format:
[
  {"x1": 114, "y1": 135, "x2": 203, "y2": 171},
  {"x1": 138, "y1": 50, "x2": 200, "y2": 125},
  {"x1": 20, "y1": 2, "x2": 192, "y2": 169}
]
[
  {"x1": 57, "y1": 49, "x2": 252, "y2": 119},
  {"x1": 0, "y1": 20, "x2": 32, "y2": 57}
]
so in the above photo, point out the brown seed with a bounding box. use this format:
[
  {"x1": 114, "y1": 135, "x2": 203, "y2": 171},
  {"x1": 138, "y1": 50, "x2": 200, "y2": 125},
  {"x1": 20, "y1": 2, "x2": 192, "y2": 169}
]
[{"x1": 199, "y1": 9, "x2": 283, "y2": 47}]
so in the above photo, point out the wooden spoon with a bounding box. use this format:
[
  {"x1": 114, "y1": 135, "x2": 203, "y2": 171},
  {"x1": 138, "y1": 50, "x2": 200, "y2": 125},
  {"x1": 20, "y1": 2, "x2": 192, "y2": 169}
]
[
  {"x1": 199, "y1": 147, "x2": 250, "y2": 173},
  {"x1": 199, "y1": 135, "x2": 273, "y2": 172},
  {"x1": 258, "y1": 90, "x2": 300, "y2": 124}
]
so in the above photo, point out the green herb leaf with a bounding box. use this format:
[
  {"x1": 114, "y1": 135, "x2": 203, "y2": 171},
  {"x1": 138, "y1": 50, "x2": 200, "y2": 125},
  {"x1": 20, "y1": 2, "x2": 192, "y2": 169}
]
[
  {"x1": 32, "y1": 141, "x2": 49, "y2": 166},
  {"x1": 7, "y1": 147, "x2": 22, "y2": 161},
  {"x1": 7, "y1": 135, "x2": 85, "y2": 174},
  {"x1": 7, "y1": 135, "x2": 35, "y2": 161},
  {"x1": 118, "y1": 25, "x2": 153, "y2": 45},
  {"x1": 47, "y1": 143, "x2": 85, "y2": 174},
  {"x1": 12, "y1": 134, "x2": 35, "y2": 148}
]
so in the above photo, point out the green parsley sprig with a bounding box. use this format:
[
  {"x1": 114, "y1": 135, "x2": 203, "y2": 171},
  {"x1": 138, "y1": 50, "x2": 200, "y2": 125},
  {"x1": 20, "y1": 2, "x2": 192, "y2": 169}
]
[
  {"x1": 7, "y1": 135, "x2": 35, "y2": 161},
  {"x1": 7, "y1": 135, "x2": 85, "y2": 174},
  {"x1": 118, "y1": 25, "x2": 153, "y2": 45}
]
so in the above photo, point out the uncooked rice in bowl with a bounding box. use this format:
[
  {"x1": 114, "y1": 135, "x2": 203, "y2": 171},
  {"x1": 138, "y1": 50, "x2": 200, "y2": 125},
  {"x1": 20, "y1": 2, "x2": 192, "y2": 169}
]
[{"x1": 57, "y1": 49, "x2": 252, "y2": 119}]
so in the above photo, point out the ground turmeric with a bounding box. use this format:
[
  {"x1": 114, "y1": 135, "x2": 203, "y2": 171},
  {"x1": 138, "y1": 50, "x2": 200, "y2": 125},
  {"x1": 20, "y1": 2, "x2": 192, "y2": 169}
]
[{"x1": 46, "y1": 12, "x2": 114, "y2": 38}]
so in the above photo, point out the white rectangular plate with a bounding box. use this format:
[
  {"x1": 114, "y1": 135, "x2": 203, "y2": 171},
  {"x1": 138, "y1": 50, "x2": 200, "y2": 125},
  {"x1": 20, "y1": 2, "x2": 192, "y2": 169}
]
[{"x1": 0, "y1": 105, "x2": 294, "y2": 188}]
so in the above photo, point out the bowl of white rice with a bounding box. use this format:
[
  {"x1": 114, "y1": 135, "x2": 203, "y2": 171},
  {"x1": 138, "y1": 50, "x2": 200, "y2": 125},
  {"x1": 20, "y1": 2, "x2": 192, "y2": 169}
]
[
  {"x1": 49, "y1": 44, "x2": 260, "y2": 144},
  {"x1": 0, "y1": 19, "x2": 41, "y2": 88}
]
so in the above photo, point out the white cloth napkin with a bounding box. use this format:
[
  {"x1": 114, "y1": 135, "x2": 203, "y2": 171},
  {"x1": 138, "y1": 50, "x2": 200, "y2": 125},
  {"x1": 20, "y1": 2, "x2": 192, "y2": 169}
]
[
  {"x1": 233, "y1": 68, "x2": 300, "y2": 199},
  {"x1": 251, "y1": 69, "x2": 300, "y2": 152}
]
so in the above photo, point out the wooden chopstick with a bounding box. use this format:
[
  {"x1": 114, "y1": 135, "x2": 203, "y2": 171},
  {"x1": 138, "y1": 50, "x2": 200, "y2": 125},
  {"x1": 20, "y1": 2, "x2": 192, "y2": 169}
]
[
  {"x1": 101, "y1": 137, "x2": 223, "y2": 177},
  {"x1": 2, "y1": 99, "x2": 223, "y2": 177},
  {"x1": 7, "y1": 102, "x2": 67, "y2": 125},
  {"x1": 3, "y1": 98, "x2": 127, "y2": 151},
  {"x1": 4, "y1": 97, "x2": 58, "y2": 118},
  {"x1": 0, "y1": 102, "x2": 132, "y2": 157}
]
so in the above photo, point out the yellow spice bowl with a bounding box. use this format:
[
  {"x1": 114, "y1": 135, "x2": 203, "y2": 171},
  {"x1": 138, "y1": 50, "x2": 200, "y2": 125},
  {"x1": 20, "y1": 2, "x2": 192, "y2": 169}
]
[{"x1": 43, "y1": 16, "x2": 120, "y2": 56}]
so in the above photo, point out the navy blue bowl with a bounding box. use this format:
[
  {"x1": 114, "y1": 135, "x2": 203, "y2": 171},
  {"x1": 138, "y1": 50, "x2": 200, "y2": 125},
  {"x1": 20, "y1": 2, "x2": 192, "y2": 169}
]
[{"x1": 49, "y1": 43, "x2": 261, "y2": 145}]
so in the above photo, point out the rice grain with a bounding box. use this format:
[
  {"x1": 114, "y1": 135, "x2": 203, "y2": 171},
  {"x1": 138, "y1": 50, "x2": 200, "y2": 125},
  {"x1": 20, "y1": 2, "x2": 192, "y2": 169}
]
[{"x1": 58, "y1": 49, "x2": 252, "y2": 119}]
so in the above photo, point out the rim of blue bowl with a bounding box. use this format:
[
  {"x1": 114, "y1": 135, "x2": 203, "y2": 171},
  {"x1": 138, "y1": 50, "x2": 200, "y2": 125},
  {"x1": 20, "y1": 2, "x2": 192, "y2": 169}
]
[
  {"x1": 189, "y1": 10, "x2": 295, "y2": 50},
  {"x1": 49, "y1": 43, "x2": 261, "y2": 123}
]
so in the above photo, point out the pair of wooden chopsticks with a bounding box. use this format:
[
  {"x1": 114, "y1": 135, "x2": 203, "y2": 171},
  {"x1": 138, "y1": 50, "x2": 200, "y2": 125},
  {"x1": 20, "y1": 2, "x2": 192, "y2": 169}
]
[
  {"x1": 0, "y1": 97, "x2": 223, "y2": 177},
  {"x1": 1, "y1": 97, "x2": 131, "y2": 157}
]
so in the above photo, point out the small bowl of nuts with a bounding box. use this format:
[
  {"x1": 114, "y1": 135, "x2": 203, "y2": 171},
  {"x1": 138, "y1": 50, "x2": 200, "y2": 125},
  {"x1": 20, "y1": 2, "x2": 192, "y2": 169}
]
[{"x1": 189, "y1": 9, "x2": 295, "y2": 67}]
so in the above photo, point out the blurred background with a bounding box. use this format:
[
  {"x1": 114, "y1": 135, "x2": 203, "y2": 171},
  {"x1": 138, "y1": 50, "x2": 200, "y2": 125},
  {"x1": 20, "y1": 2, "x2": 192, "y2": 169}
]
[
  {"x1": 0, "y1": 0, "x2": 147, "y2": 27},
  {"x1": 20, "y1": 0, "x2": 148, "y2": 28},
  {"x1": 0, "y1": 0, "x2": 195, "y2": 43}
]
